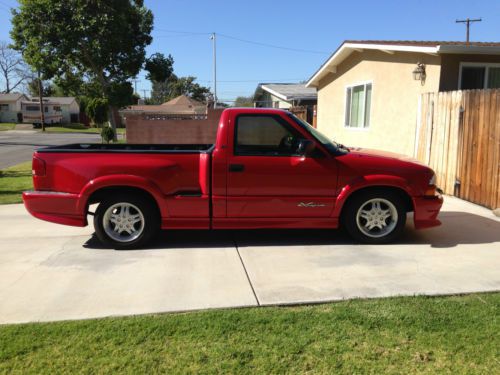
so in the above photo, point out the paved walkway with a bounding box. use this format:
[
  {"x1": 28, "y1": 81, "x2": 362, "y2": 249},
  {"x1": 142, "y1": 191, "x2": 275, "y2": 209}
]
[
  {"x1": 0, "y1": 130, "x2": 100, "y2": 169},
  {"x1": 0, "y1": 197, "x2": 499, "y2": 324}
]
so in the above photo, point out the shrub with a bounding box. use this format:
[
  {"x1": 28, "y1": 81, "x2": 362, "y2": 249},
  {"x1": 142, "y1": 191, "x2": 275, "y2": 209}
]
[{"x1": 101, "y1": 125, "x2": 115, "y2": 144}]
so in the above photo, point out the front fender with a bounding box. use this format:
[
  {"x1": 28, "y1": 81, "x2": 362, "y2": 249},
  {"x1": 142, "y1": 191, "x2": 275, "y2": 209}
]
[
  {"x1": 332, "y1": 175, "x2": 414, "y2": 218},
  {"x1": 76, "y1": 174, "x2": 168, "y2": 217}
]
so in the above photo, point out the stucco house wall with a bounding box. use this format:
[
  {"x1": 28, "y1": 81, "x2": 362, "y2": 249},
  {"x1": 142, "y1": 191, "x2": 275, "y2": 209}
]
[
  {"x1": 0, "y1": 94, "x2": 28, "y2": 123},
  {"x1": 316, "y1": 50, "x2": 441, "y2": 156},
  {"x1": 44, "y1": 97, "x2": 80, "y2": 123}
]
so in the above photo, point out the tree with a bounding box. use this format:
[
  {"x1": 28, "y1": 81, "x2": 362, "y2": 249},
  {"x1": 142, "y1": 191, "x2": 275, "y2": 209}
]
[
  {"x1": 27, "y1": 78, "x2": 55, "y2": 97},
  {"x1": 170, "y1": 76, "x2": 211, "y2": 102},
  {"x1": 11, "y1": 0, "x2": 153, "y2": 138},
  {"x1": 0, "y1": 41, "x2": 30, "y2": 93},
  {"x1": 144, "y1": 53, "x2": 175, "y2": 104},
  {"x1": 86, "y1": 98, "x2": 109, "y2": 127},
  {"x1": 234, "y1": 96, "x2": 254, "y2": 107},
  {"x1": 144, "y1": 53, "x2": 211, "y2": 104},
  {"x1": 145, "y1": 53, "x2": 174, "y2": 83}
]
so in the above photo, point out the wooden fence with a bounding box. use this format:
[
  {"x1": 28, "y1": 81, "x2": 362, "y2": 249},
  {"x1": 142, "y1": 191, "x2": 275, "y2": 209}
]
[
  {"x1": 289, "y1": 105, "x2": 317, "y2": 127},
  {"x1": 415, "y1": 89, "x2": 500, "y2": 209}
]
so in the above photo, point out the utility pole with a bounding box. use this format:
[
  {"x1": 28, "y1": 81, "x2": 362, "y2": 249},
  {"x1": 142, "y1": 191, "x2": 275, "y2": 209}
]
[
  {"x1": 132, "y1": 79, "x2": 140, "y2": 94},
  {"x1": 456, "y1": 18, "x2": 482, "y2": 45},
  {"x1": 210, "y1": 32, "x2": 217, "y2": 108},
  {"x1": 142, "y1": 89, "x2": 148, "y2": 100},
  {"x1": 37, "y1": 70, "x2": 45, "y2": 132}
]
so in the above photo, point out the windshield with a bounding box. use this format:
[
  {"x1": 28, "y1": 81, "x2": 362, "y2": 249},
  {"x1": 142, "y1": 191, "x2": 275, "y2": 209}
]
[{"x1": 287, "y1": 113, "x2": 348, "y2": 154}]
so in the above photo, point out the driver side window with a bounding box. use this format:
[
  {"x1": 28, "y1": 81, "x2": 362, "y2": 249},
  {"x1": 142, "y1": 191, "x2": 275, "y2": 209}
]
[{"x1": 234, "y1": 115, "x2": 300, "y2": 156}]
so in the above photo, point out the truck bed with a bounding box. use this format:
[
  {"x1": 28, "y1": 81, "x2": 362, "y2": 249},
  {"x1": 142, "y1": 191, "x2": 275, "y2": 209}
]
[{"x1": 36, "y1": 143, "x2": 215, "y2": 153}]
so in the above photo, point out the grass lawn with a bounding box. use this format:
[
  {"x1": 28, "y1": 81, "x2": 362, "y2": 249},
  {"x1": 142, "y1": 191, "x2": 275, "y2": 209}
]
[
  {"x1": 0, "y1": 123, "x2": 16, "y2": 131},
  {"x1": 44, "y1": 124, "x2": 126, "y2": 135},
  {"x1": 0, "y1": 293, "x2": 498, "y2": 374},
  {"x1": 0, "y1": 161, "x2": 32, "y2": 204}
]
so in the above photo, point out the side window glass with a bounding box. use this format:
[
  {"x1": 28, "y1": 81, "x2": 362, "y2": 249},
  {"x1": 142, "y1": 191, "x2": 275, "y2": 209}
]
[{"x1": 235, "y1": 115, "x2": 300, "y2": 156}]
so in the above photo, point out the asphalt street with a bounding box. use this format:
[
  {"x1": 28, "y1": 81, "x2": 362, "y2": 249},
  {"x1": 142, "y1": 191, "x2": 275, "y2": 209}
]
[
  {"x1": 0, "y1": 130, "x2": 101, "y2": 169},
  {"x1": 1, "y1": 196, "x2": 499, "y2": 324}
]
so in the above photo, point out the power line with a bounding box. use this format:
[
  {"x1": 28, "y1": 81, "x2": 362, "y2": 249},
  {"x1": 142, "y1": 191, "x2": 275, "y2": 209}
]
[
  {"x1": 217, "y1": 33, "x2": 329, "y2": 55},
  {"x1": 154, "y1": 34, "x2": 206, "y2": 39},
  {"x1": 153, "y1": 28, "x2": 210, "y2": 36},
  {"x1": 151, "y1": 27, "x2": 329, "y2": 55}
]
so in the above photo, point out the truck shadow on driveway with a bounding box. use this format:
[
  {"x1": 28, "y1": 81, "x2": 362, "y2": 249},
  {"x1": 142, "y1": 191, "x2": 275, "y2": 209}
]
[{"x1": 83, "y1": 211, "x2": 500, "y2": 250}]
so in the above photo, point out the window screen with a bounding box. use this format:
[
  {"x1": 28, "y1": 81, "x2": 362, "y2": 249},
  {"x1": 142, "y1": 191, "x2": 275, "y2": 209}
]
[
  {"x1": 461, "y1": 67, "x2": 485, "y2": 89},
  {"x1": 345, "y1": 83, "x2": 372, "y2": 128}
]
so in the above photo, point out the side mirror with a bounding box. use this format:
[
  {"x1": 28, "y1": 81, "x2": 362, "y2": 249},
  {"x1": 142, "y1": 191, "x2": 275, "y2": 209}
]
[{"x1": 296, "y1": 139, "x2": 316, "y2": 156}]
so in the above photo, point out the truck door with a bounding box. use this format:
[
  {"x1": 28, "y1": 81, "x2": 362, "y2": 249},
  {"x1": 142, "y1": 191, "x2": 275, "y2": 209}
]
[{"x1": 226, "y1": 113, "x2": 338, "y2": 218}]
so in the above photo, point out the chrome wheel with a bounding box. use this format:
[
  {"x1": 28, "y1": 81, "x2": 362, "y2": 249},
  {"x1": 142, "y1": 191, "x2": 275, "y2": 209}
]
[
  {"x1": 355, "y1": 198, "x2": 398, "y2": 239},
  {"x1": 102, "y1": 202, "x2": 145, "y2": 243}
]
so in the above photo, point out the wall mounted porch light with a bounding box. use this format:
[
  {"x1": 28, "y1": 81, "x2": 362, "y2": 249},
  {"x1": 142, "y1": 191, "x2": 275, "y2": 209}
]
[{"x1": 412, "y1": 62, "x2": 426, "y2": 85}]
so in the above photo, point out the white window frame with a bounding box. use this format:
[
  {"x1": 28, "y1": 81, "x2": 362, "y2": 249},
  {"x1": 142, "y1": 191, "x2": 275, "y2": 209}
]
[
  {"x1": 344, "y1": 81, "x2": 373, "y2": 130},
  {"x1": 458, "y1": 62, "x2": 500, "y2": 89},
  {"x1": 0, "y1": 104, "x2": 9, "y2": 112}
]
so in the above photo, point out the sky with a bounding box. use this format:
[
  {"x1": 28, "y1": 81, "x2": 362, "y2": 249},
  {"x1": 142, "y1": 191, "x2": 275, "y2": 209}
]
[{"x1": 0, "y1": 0, "x2": 499, "y2": 102}]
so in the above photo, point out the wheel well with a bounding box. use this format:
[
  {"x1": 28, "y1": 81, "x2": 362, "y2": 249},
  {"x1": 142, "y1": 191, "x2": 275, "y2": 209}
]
[
  {"x1": 87, "y1": 186, "x2": 160, "y2": 214},
  {"x1": 340, "y1": 186, "x2": 414, "y2": 219}
]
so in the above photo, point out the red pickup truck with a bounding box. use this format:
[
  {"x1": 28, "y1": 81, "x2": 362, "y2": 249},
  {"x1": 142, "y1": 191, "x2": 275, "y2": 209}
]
[{"x1": 23, "y1": 108, "x2": 443, "y2": 248}]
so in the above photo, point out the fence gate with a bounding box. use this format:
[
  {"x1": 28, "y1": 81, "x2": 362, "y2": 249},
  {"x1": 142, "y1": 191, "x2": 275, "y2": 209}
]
[{"x1": 415, "y1": 89, "x2": 500, "y2": 210}]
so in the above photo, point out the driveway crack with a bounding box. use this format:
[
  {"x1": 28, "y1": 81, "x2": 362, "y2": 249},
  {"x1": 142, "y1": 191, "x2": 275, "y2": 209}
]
[{"x1": 232, "y1": 237, "x2": 260, "y2": 306}]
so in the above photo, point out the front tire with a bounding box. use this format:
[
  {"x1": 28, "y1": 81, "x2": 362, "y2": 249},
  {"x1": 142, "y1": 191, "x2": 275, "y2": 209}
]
[
  {"x1": 94, "y1": 194, "x2": 160, "y2": 249},
  {"x1": 343, "y1": 191, "x2": 406, "y2": 244}
]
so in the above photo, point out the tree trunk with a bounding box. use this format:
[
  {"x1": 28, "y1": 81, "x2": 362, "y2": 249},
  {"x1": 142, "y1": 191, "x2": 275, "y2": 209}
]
[{"x1": 37, "y1": 71, "x2": 45, "y2": 131}]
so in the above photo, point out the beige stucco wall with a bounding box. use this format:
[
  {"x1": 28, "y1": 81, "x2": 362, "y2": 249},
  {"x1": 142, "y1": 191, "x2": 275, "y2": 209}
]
[
  {"x1": 316, "y1": 50, "x2": 441, "y2": 156},
  {"x1": 0, "y1": 97, "x2": 26, "y2": 122}
]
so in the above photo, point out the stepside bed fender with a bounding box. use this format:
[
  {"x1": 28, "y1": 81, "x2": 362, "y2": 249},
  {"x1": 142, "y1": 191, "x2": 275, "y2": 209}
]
[
  {"x1": 332, "y1": 174, "x2": 414, "y2": 218},
  {"x1": 77, "y1": 175, "x2": 168, "y2": 217}
]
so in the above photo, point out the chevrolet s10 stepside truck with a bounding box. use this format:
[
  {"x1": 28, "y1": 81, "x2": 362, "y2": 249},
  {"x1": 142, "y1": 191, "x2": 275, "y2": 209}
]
[{"x1": 23, "y1": 108, "x2": 443, "y2": 248}]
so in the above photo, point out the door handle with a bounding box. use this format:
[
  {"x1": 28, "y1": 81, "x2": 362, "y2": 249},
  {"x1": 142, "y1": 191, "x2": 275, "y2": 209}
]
[{"x1": 229, "y1": 164, "x2": 245, "y2": 172}]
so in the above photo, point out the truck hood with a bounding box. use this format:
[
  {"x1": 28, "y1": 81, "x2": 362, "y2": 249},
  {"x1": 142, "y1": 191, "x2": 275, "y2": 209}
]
[
  {"x1": 336, "y1": 147, "x2": 435, "y2": 196},
  {"x1": 347, "y1": 147, "x2": 428, "y2": 167}
]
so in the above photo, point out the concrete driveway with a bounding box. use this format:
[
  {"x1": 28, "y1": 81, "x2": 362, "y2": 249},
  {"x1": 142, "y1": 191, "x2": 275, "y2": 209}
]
[
  {"x1": 0, "y1": 130, "x2": 101, "y2": 168},
  {"x1": 0, "y1": 196, "x2": 499, "y2": 324}
]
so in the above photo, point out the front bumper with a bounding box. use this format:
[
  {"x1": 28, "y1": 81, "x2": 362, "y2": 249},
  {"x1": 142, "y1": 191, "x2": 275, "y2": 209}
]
[
  {"x1": 412, "y1": 194, "x2": 444, "y2": 229},
  {"x1": 23, "y1": 191, "x2": 87, "y2": 227}
]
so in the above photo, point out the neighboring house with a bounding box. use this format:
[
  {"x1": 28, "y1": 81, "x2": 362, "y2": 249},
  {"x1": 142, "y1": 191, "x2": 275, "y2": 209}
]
[
  {"x1": 124, "y1": 95, "x2": 206, "y2": 115},
  {"x1": 43, "y1": 97, "x2": 80, "y2": 123},
  {"x1": 19, "y1": 97, "x2": 80, "y2": 124},
  {"x1": 306, "y1": 40, "x2": 500, "y2": 156},
  {"x1": 0, "y1": 93, "x2": 29, "y2": 123},
  {"x1": 253, "y1": 83, "x2": 317, "y2": 109}
]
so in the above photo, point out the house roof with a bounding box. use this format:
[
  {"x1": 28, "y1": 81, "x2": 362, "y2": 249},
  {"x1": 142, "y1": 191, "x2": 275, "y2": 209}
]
[
  {"x1": 124, "y1": 95, "x2": 207, "y2": 114},
  {"x1": 307, "y1": 40, "x2": 500, "y2": 87},
  {"x1": 162, "y1": 95, "x2": 205, "y2": 108},
  {"x1": 0, "y1": 93, "x2": 28, "y2": 102},
  {"x1": 255, "y1": 83, "x2": 317, "y2": 102},
  {"x1": 42, "y1": 97, "x2": 77, "y2": 105},
  {"x1": 343, "y1": 40, "x2": 500, "y2": 47}
]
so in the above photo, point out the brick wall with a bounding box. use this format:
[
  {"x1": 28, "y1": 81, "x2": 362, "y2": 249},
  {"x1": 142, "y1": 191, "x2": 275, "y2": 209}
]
[{"x1": 125, "y1": 108, "x2": 224, "y2": 144}]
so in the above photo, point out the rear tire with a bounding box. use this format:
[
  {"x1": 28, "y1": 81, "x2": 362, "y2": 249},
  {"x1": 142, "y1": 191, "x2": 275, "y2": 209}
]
[
  {"x1": 94, "y1": 194, "x2": 160, "y2": 249},
  {"x1": 343, "y1": 191, "x2": 406, "y2": 244}
]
